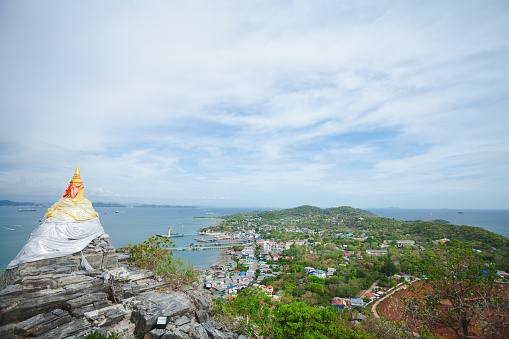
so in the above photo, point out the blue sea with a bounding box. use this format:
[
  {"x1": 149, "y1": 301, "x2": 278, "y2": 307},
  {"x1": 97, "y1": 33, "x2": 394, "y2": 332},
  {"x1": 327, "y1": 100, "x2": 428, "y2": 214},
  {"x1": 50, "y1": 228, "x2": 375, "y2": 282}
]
[
  {"x1": 0, "y1": 206, "x2": 257, "y2": 271},
  {"x1": 366, "y1": 208, "x2": 509, "y2": 238},
  {"x1": 1, "y1": 206, "x2": 508, "y2": 271}
]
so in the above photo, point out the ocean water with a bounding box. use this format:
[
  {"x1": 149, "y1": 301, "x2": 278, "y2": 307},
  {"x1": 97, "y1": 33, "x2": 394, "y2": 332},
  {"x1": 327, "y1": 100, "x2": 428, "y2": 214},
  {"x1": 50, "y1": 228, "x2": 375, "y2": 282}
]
[
  {"x1": 0, "y1": 206, "x2": 257, "y2": 271},
  {"x1": 1, "y1": 206, "x2": 508, "y2": 271},
  {"x1": 366, "y1": 208, "x2": 509, "y2": 238}
]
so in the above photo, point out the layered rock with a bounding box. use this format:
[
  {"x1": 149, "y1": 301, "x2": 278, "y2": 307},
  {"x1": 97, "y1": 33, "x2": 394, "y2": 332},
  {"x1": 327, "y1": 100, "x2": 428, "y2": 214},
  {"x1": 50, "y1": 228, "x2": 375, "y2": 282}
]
[
  {"x1": 0, "y1": 235, "x2": 239, "y2": 338},
  {"x1": 1, "y1": 234, "x2": 117, "y2": 289}
]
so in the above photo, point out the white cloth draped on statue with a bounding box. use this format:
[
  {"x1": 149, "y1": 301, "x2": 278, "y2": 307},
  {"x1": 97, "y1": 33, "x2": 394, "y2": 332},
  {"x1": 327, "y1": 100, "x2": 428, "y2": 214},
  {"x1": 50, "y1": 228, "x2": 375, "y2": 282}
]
[{"x1": 7, "y1": 217, "x2": 105, "y2": 269}]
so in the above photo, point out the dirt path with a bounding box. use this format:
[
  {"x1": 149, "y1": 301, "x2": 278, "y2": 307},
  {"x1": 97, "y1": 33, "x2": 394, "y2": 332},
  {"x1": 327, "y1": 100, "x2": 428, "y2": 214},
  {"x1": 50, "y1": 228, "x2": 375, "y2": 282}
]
[
  {"x1": 371, "y1": 281, "x2": 416, "y2": 318},
  {"x1": 356, "y1": 279, "x2": 379, "y2": 298}
]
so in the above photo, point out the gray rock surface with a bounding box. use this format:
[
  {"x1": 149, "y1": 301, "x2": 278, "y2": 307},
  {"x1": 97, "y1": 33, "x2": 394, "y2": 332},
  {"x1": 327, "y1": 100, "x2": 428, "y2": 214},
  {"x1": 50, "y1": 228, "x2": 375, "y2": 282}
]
[
  {"x1": 129, "y1": 290, "x2": 197, "y2": 336},
  {"x1": 0, "y1": 234, "x2": 241, "y2": 338},
  {"x1": 195, "y1": 310, "x2": 210, "y2": 324}
]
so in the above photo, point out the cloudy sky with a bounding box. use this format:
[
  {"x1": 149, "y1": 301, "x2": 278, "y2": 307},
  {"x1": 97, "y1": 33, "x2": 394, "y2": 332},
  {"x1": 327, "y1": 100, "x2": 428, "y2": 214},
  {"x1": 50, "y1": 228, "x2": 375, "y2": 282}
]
[{"x1": 0, "y1": 1, "x2": 508, "y2": 209}]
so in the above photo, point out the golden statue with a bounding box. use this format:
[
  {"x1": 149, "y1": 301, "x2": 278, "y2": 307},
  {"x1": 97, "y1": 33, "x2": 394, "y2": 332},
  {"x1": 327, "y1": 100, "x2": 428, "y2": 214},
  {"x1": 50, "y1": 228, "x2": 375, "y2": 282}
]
[{"x1": 7, "y1": 166, "x2": 105, "y2": 269}]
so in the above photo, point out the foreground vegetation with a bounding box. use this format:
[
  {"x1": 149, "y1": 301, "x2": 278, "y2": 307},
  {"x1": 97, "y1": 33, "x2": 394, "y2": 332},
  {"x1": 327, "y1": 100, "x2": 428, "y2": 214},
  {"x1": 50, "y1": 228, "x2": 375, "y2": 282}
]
[
  {"x1": 214, "y1": 288, "x2": 371, "y2": 339},
  {"x1": 118, "y1": 236, "x2": 199, "y2": 290}
]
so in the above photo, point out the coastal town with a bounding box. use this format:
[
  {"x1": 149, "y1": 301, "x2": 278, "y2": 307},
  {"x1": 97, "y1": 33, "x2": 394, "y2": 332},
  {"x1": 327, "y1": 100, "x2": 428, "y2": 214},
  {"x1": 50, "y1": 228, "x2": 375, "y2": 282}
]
[
  {"x1": 2, "y1": 171, "x2": 508, "y2": 338},
  {"x1": 196, "y1": 206, "x2": 509, "y2": 316}
]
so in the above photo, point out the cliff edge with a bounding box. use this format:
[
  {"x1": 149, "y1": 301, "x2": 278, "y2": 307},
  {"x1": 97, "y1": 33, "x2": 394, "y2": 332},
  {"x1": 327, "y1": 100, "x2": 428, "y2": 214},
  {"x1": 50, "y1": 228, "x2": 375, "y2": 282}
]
[{"x1": 0, "y1": 234, "x2": 238, "y2": 339}]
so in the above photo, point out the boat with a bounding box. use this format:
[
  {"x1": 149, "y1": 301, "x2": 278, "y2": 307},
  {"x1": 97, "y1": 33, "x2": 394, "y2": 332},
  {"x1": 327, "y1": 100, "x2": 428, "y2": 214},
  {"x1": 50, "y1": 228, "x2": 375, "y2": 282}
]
[
  {"x1": 115, "y1": 210, "x2": 127, "y2": 213},
  {"x1": 18, "y1": 209, "x2": 36, "y2": 212},
  {"x1": 457, "y1": 211, "x2": 463, "y2": 214}
]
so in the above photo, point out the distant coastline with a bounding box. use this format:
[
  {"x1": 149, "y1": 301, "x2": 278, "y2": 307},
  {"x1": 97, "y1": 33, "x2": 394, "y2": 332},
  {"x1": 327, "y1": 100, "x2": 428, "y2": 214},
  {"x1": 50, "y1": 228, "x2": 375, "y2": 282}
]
[
  {"x1": 134, "y1": 204, "x2": 198, "y2": 208},
  {"x1": 92, "y1": 202, "x2": 126, "y2": 208},
  {"x1": 0, "y1": 200, "x2": 198, "y2": 209},
  {"x1": 0, "y1": 200, "x2": 46, "y2": 207}
]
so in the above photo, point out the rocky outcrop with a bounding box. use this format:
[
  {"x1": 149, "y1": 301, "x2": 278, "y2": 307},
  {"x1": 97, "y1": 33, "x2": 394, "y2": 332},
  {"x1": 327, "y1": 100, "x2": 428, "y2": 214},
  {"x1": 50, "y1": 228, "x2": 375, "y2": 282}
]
[
  {"x1": 0, "y1": 234, "x2": 239, "y2": 338},
  {"x1": 0, "y1": 234, "x2": 118, "y2": 289}
]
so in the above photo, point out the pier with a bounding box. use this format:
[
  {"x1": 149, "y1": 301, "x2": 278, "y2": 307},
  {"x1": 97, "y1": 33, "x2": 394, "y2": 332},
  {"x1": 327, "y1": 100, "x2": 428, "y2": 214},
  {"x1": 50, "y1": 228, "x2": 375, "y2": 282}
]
[
  {"x1": 166, "y1": 241, "x2": 243, "y2": 251},
  {"x1": 156, "y1": 233, "x2": 199, "y2": 238}
]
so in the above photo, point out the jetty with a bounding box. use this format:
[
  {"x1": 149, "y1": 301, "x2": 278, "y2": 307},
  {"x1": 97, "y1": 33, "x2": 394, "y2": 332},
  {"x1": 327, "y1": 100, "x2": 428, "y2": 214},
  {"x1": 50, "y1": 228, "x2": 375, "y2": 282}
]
[
  {"x1": 156, "y1": 225, "x2": 197, "y2": 238},
  {"x1": 156, "y1": 233, "x2": 195, "y2": 238},
  {"x1": 167, "y1": 240, "x2": 243, "y2": 251}
]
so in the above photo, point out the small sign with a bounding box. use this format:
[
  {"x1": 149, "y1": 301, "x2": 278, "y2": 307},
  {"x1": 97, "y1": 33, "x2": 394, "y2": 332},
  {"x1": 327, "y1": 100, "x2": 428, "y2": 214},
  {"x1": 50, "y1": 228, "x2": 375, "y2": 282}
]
[{"x1": 156, "y1": 316, "x2": 168, "y2": 329}]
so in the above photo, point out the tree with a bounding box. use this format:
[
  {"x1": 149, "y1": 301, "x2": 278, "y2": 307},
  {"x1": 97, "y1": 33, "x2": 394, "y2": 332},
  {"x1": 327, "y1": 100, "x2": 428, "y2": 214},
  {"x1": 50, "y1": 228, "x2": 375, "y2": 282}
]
[
  {"x1": 274, "y1": 302, "x2": 368, "y2": 338},
  {"x1": 402, "y1": 241, "x2": 507, "y2": 338},
  {"x1": 307, "y1": 283, "x2": 325, "y2": 295},
  {"x1": 215, "y1": 288, "x2": 276, "y2": 338},
  {"x1": 118, "y1": 236, "x2": 197, "y2": 290},
  {"x1": 381, "y1": 261, "x2": 398, "y2": 277},
  {"x1": 291, "y1": 264, "x2": 304, "y2": 274}
]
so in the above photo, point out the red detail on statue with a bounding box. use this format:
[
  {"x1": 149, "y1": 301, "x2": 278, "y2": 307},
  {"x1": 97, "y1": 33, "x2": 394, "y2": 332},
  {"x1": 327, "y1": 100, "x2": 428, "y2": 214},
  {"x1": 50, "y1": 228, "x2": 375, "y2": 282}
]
[{"x1": 63, "y1": 184, "x2": 83, "y2": 198}]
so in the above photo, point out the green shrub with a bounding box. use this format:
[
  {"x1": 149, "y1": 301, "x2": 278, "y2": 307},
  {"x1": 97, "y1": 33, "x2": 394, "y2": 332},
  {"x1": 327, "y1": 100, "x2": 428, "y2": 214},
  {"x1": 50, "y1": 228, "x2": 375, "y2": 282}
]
[
  {"x1": 119, "y1": 236, "x2": 198, "y2": 289},
  {"x1": 214, "y1": 288, "x2": 369, "y2": 339},
  {"x1": 84, "y1": 331, "x2": 121, "y2": 339}
]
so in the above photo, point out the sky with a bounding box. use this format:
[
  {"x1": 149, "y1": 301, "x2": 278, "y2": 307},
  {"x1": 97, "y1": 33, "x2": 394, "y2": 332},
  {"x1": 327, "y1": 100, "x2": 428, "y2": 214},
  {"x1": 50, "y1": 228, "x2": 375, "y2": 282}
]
[{"x1": 0, "y1": 1, "x2": 508, "y2": 209}]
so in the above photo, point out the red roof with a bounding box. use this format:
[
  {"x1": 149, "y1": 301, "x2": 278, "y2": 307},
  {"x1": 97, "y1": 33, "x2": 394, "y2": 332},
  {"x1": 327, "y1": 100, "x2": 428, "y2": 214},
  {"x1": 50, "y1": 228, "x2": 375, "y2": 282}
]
[{"x1": 364, "y1": 293, "x2": 375, "y2": 298}]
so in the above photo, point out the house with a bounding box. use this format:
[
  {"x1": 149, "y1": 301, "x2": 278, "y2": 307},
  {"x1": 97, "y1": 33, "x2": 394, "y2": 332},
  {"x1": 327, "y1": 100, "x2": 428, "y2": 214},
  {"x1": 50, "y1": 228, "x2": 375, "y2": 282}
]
[
  {"x1": 311, "y1": 270, "x2": 326, "y2": 279},
  {"x1": 396, "y1": 240, "x2": 415, "y2": 246},
  {"x1": 257, "y1": 285, "x2": 274, "y2": 296},
  {"x1": 498, "y1": 272, "x2": 509, "y2": 279},
  {"x1": 263, "y1": 241, "x2": 276, "y2": 252},
  {"x1": 332, "y1": 299, "x2": 347, "y2": 310},
  {"x1": 285, "y1": 241, "x2": 295, "y2": 250},
  {"x1": 304, "y1": 267, "x2": 315, "y2": 273},
  {"x1": 364, "y1": 293, "x2": 375, "y2": 299},
  {"x1": 242, "y1": 247, "x2": 255, "y2": 256},
  {"x1": 350, "y1": 298, "x2": 366, "y2": 308},
  {"x1": 227, "y1": 285, "x2": 238, "y2": 295},
  {"x1": 366, "y1": 249, "x2": 388, "y2": 256}
]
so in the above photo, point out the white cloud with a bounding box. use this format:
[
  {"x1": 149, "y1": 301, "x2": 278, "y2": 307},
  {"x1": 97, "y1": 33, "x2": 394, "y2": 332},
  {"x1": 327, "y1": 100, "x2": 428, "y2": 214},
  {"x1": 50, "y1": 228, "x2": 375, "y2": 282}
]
[{"x1": 0, "y1": 1, "x2": 508, "y2": 208}]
